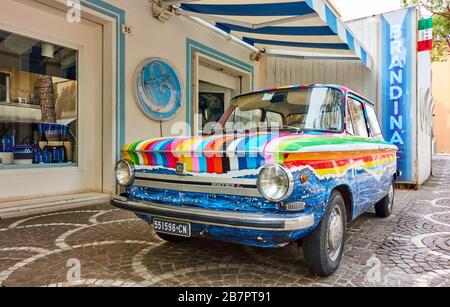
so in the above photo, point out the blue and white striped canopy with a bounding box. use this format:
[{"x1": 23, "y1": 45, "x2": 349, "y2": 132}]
[{"x1": 176, "y1": 0, "x2": 372, "y2": 68}]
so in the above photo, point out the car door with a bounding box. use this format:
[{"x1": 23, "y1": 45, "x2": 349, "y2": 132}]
[
  {"x1": 364, "y1": 102, "x2": 389, "y2": 202},
  {"x1": 346, "y1": 94, "x2": 374, "y2": 214}
]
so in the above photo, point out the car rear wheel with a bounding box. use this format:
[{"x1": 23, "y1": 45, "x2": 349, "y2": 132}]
[
  {"x1": 302, "y1": 191, "x2": 346, "y2": 277},
  {"x1": 155, "y1": 232, "x2": 191, "y2": 243},
  {"x1": 375, "y1": 179, "x2": 395, "y2": 218}
]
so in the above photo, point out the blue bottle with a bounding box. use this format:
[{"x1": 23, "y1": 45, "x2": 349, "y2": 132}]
[
  {"x1": 1, "y1": 136, "x2": 6, "y2": 152},
  {"x1": 1, "y1": 128, "x2": 7, "y2": 152},
  {"x1": 8, "y1": 128, "x2": 15, "y2": 152}
]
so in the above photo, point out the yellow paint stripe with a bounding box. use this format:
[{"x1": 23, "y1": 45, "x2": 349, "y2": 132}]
[
  {"x1": 285, "y1": 150, "x2": 396, "y2": 162},
  {"x1": 185, "y1": 157, "x2": 193, "y2": 172},
  {"x1": 177, "y1": 138, "x2": 196, "y2": 152},
  {"x1": 363, "y1": 157, "x2": 395, "y2": 169},
  {"x1": 314, "y1": 157, "x2": 395, "y2": 177}
]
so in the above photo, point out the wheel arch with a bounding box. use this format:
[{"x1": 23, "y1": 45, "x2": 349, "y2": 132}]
[{"x1": 331, "y1": 184, "x2": 354, "y2": 222}]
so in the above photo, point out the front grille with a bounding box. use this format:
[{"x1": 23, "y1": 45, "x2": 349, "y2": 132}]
[
  {"x1": 133, "y1": 172, "x2": 261, "y2": 198},
  {"x1": 127, "y1": 185, "x2": 280, "y2": 214}
]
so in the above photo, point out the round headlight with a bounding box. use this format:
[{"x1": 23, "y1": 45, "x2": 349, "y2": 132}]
[
  {"x1": 115, "y1": 160, "x2": 135, "y2": 187},
  {"x1": 257, "y1": 164, "x2": 294, "y2": 202}
]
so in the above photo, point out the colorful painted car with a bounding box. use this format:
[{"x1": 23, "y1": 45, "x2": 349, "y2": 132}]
[{"x1": 112, "y1": 84, "x2": 398, "y2": 276}]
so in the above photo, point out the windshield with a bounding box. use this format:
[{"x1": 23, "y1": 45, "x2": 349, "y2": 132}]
[{"x1": 221, "y1": 87, "x2": 344, "y2": 133}]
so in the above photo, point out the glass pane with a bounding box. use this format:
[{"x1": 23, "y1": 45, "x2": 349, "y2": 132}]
[
  {"x1": 265, "y1": 111, "x2": 282, "y2": 128},
  {"x1": 0, "y1": 29, "x2": 78, "y2": 168},
  {"x1": 223, "y1": 87, "x2": 343, "y2": 132},
  {"x1": 346, "y1": 103, "x2": 355, "y2": 135},
  {"x1": 226, "y1": 108, "x2": 262, "y2": 131},
  {"x1": 199, "y1": 92, "x2": 224, "y2": 129},
  {"x1": 366, "y1": 105, "x2": 383, "y2": 138},
  {"x1": 348, "y1": 98, "x2": 368, "y2": 137}
]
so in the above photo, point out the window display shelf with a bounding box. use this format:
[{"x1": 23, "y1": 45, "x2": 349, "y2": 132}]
[
  {"x1": 0, "y1": 102, "x2": 41, "y2": 122},
  {"x1": 0, "y1": 162, "x2": 77, "y2": 170},
  {"x1": 0, "y1": 101, "x2": 40, "y2": 109}
]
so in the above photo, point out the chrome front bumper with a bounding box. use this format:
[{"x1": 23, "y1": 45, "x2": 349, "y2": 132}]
[{"x1": 111, "y1": 195, "x2": 315, "y2": 231}]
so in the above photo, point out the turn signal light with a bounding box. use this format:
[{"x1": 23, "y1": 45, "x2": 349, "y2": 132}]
[
  {"x1": 282, "y1": 202, "x2": 306, "y2": 211},
  {"x1": 300, "y1": 174, "x2": 309, "y2": 184}
]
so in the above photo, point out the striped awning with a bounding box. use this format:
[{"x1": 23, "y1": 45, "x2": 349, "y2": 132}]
[{"x1": 175, "y1": 0, "x2": 372, "y2": 68}]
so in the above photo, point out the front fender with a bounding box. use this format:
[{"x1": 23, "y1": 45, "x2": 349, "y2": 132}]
[{"x1": 284, "y1": 166, "x2": 356, "y2": 225}]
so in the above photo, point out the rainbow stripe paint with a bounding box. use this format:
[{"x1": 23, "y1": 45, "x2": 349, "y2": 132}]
[
  {"x1": 117, "y1": 83, "x2": 399, "y2": 249},
  {"x1": 122, "y1": 132, "x2": 397, "y2": 178}
]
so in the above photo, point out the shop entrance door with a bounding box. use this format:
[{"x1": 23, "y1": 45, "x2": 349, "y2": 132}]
[
  {"x1": 195, "y1": 56, "x2": 251, "y2": 134},
  {"x1": 0, "y1": 0, "x2": 103, "y2": 200}
]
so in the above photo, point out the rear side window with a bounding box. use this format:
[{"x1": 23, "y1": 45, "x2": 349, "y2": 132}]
[
  {"x1": 348, "y1": 97, "x2": 368, "y2": 138},
  {"x1": 365, "y1": 105, "x2": 383, "y2": 138},
  {"x1": 346, "y1": 103, "x2": 355, "y2": 135}
]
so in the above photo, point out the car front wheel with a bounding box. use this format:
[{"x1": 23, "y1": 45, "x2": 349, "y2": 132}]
[{"x1": 302, "y1": 191, "x2": 346, "y2": 277}]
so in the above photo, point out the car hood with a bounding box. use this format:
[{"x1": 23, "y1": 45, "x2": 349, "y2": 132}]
[{"x1": 121, "y1": 132, "x2": 397, "y2": 174}]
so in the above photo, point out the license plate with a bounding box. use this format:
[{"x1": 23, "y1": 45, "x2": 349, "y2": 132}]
[
  {"x1": 153, "y1": 218, "x2": 191, "y2": 237},
  {"x1": 176, "y1": 162, "x2": 185, "y2": 175}
]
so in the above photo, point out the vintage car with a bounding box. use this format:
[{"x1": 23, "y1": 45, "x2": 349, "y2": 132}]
[{"x1": 112, "y1": 84, "x2": 398, "y2": 276}]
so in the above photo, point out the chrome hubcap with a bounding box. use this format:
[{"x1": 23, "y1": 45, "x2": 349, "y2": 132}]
[{"x1": 327, "y1": 206, "x2": 344, "y2": 262}]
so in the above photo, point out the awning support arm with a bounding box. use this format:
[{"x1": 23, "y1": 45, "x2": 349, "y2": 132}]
[
  {"x1": 174, "y1": 8, "x2": 256, "y2": 29},
  {"x1": 161, "y1": 0, "x2": 200, "y2": 6},
  {"x1": 252, "y1": 13, "x2": 318, "y2": 29},
  {"x1": 184, "y1": 16, "x2": 264, "y2": 55},
  {"x1": 175, "y1": 8, "x2": 319, "y2": 29}
]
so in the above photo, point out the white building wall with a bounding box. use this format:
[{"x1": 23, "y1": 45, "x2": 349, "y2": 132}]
[
  {"x1": 417, "y1": 51, "x2": 433, "y2": 184},
  {"x1": 0, "y1": 0, "x2": 260, "y2": 203},
  {"x1": 105, "y1": 0, "x2": 259, "y2": 143}
]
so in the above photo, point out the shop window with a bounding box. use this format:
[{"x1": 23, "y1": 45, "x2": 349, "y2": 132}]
[
  {"x1": 0, "y1": 29, "x2": 78, "y2": 168},
  {"x1": 348, "y1": 97, "x2": 368, "y2": 138},
  {"x1": 0, "y1": 72, "x2": 11, "y2": 102}
]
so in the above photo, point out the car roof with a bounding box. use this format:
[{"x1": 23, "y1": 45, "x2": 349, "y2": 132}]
[{"x1": 235, "y1": 84, "x2": 375, "y2": 106}]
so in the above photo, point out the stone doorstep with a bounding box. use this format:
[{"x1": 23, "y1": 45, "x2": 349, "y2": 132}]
[{"x1": 0, "y1": 192, "x2": 112, "y2": 219}]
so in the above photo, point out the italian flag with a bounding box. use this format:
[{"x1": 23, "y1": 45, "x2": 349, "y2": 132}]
[{"x1": 418, "y1": 18, "x2": 433, "y2": 52}]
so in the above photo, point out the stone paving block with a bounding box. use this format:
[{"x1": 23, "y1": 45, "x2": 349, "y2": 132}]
[{"x1": 0, "y1": 157, "x2": 449, "y2": 287}]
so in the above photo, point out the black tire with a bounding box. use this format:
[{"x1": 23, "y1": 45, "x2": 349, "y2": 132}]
[
  {"x1": 155, "y1": 232, "x2": 191, "y2": 243},
  {"x1": 375, "y1": 179, "x2": 395, "y2": 218},
  {"x1": 303, "y1": 191, "x2": 347, "y2": 277}
]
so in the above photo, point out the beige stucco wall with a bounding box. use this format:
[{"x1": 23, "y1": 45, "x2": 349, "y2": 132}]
[
  {"x1": 264, "y1": 16, "x2": 379, "y2": 103},
  {"x1": 105, "y1": 0, "x2": 260, "y2": 143},
  {"x1": 432, "y1": 58, "x2": 450, "y2": 154},
  {"x1": 0, "y1": 0, "x2": 261, "y2": 201}
]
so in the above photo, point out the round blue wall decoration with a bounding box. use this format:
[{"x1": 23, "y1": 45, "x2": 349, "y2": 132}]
[{"x1": 133, "y1": 58, "x2": 183, "y2": 121}]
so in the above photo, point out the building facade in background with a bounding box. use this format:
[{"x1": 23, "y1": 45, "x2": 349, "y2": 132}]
[
  {"x1": 432, "y1": 58, "x2": 450, "y2": 154},
  {"x1": 0, "y1": 1, "x2": 435, "y2": 213}
]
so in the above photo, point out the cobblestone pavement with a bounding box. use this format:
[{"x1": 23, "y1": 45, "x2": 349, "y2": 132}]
[{"x1": 1, "y1": 158, "x2": 449, "y2": 287}]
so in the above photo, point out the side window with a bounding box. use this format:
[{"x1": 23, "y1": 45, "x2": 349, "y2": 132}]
[
  {"x1": 348, "y1": 97, "x2": 368, "y2": 138},
  {"x1": 346, "y1": 103, "x2": 355, "y2": 135},
  {"x1": 365, "y1": 104, "x2": 383, "y2": 138}
]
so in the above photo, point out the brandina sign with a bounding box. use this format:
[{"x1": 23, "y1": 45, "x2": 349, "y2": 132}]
[{"x1": 381, "y1": 8, "x2": 416, "y2": 183}]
